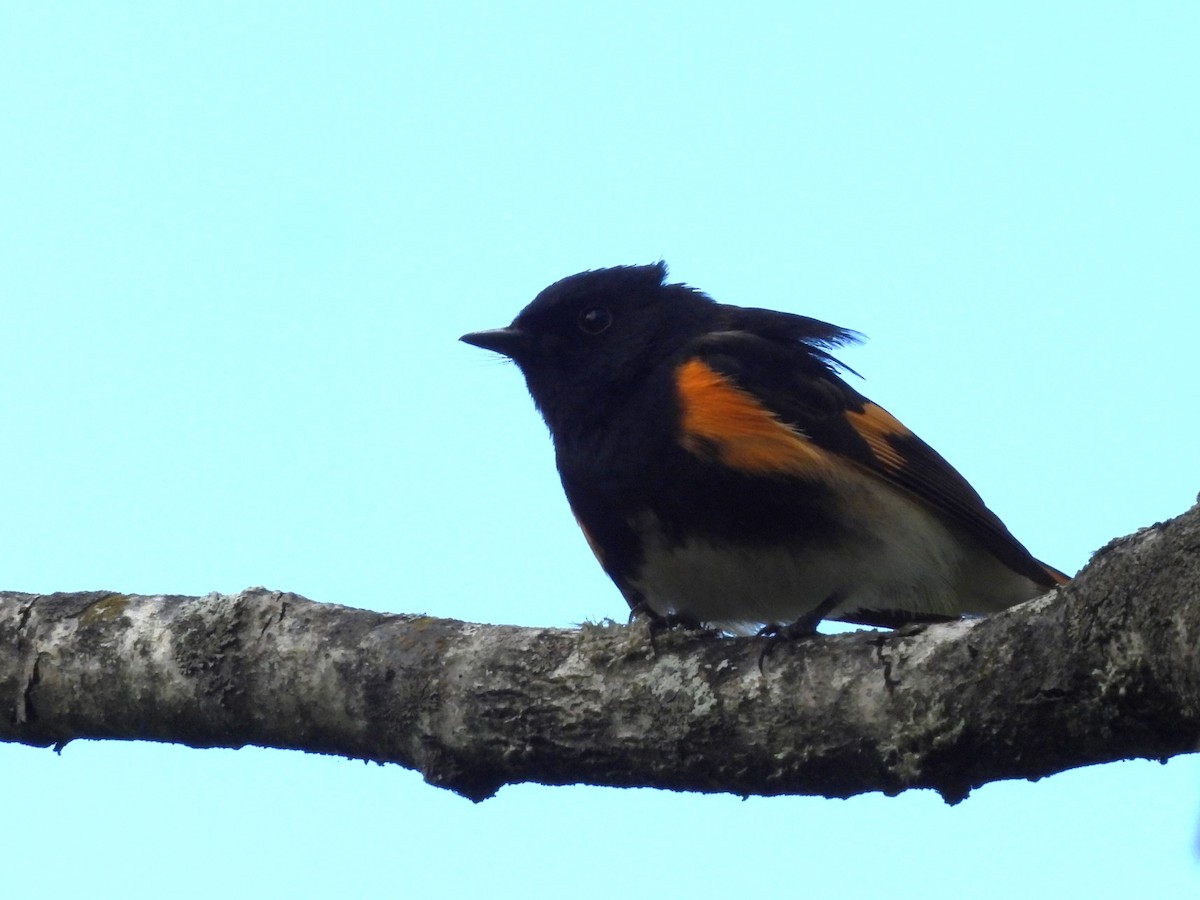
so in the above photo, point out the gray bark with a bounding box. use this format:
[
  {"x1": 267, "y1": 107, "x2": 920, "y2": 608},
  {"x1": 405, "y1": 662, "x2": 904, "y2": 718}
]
[{"x1": 3, "y1": 502, "x2": 1199, "y2": 802}]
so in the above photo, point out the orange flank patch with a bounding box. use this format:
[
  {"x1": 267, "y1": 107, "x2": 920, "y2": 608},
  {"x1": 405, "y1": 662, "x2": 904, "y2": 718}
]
[
  {"x1": 574, "y1": 516, "x2": 605, "y2": 565},
  {"x1": 844, "y1": 403, "x2": 912, "y2": 474},
  {"x1": 675, "y1": 359, "x2": 832, "y2": 475}
]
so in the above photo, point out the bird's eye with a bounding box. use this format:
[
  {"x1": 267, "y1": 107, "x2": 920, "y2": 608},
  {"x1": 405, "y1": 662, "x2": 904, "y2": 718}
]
[{"x1": 578, "y1": 307, "x2": 612, "y2": 335}]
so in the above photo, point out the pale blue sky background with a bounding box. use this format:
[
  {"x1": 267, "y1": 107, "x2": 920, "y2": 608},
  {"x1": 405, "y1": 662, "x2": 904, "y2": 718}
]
[{"x1": 2, "y1": 3, "x2": 1198, "y2": 897}]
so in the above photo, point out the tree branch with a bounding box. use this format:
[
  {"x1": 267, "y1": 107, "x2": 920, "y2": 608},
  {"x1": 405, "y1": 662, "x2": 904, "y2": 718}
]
[{"x1": 3, "y1": 502, "x2": 1199, "y2": 802}]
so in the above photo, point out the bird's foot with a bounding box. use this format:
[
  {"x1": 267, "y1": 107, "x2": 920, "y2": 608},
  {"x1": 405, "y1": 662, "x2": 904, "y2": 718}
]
[
  {"x1": 756, "y1": 593, "x2": 841, "y2": 672},
  {"x1": 628, "y1": 603, "x2": 707, "y2": 651}
]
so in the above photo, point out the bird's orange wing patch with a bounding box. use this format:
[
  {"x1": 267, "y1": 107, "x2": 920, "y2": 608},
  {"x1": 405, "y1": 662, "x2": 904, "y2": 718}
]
[
  {"x1": 675, "y1": 359, "x2": 834, "y2": 475},
  {"x1": 844, "y1": 403, "x2": 912, "y2": 474}
]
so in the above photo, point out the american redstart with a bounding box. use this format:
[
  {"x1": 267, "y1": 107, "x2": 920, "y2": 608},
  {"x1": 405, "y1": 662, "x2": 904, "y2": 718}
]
[{"x1": 462, "y1": 262, "x2": 1067, "y2": 635}]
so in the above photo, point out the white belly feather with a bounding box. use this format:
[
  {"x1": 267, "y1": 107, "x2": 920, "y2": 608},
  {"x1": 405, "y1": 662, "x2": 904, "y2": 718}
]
[{"x1": 628, "y1": 469, "x2": 1043, "y2": 634}]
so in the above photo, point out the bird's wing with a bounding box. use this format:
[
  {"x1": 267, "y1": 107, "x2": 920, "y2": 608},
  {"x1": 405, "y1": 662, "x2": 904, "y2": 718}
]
[{"x1": 674, "y1": 317, "x2": 1066, "y2": 590}]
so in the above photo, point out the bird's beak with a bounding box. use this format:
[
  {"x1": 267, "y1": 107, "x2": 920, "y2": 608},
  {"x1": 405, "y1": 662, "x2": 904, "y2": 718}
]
[{"x1": 460, "y1": 326, "x2": 532, "y2": 359}]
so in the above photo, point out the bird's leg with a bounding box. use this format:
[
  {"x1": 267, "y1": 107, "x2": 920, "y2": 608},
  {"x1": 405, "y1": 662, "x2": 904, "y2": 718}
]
[
  {"x1": 756, "y1": 593, "x2": 841, "y2": 671},
  {"x1": 628, "y1": 602, "x2": 707, "y2": 651},
  {"x1": 627, "y1": 601, "x2": 703, "y2": 631}
]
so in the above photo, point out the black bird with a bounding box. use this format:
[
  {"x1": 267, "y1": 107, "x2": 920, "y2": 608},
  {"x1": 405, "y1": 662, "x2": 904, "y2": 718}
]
[{"x1": 462, "y1": 262, "x2": 1067, "y2": 634}]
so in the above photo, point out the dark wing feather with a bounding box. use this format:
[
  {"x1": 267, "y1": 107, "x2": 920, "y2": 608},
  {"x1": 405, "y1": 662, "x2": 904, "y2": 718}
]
[{"x1": 691, "y1": 312, "x2": 1062, "y2": 589}]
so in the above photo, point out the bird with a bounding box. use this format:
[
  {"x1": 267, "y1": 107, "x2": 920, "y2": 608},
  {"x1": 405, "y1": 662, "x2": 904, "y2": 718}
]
[{"x1": 461, "y1": 262, "x2": 1067, "y2": 635}]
